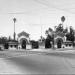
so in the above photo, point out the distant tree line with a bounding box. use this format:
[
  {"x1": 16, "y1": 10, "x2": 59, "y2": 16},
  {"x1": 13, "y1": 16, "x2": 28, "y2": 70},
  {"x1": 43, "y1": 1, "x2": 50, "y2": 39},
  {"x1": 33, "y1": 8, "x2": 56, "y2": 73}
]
[
  {"x1": 0, "y1": 36, "x2": 12, "y2": 49},
  {"x1": 0, "y1": 37, "x2": 8, "y2": 44}
]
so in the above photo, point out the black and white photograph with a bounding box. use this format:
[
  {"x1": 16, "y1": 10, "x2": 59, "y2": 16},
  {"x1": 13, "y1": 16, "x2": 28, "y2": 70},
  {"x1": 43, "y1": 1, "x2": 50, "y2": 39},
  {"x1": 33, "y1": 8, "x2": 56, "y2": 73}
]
[{"x1": 0, "y1": 0, "x2": 75, "y2": 74}]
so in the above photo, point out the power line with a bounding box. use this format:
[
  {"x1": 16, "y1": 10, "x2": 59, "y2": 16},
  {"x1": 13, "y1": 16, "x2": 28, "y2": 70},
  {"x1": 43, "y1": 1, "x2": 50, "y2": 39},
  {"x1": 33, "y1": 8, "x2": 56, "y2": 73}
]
[
  {"x1": 0, "y1": 1, "x2": 69, "y2": 15},
  {"x1": 0, "y1": 0, "x2": 75, "y2": 15},
  {"x1": 33, "y1": 0, "x2": 75, "y2": 15}
]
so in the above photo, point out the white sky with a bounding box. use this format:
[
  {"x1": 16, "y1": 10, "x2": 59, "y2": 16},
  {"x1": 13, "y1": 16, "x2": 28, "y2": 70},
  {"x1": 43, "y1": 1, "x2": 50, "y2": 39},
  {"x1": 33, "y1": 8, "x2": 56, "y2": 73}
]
[{"x1": 0, "y1": 0, "x2": 75, "y2": 40}]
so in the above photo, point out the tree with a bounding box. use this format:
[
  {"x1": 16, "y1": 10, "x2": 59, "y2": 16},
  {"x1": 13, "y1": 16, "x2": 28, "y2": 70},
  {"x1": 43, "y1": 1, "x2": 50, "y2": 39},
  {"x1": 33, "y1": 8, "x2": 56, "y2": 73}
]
[
  {"x1": 56, "y1": 24, "x2": 63, "y2": 32},
  {"x1": 45, "y1": 27, "x2": 53, "y2": 36},
  {"x1": 63, "y1": 27, "x2": 68, "y2": 34},
  {"x1": 0, "y1": 37, "x2": 9, "y2": 49},
  {"x1": 8, "y1": 36, "x2": 11, "y2": 41},
  {"x1": 70, "y1": 26, "x2": 74, "y2": 34},
  {"x1": 4, "y1": 43, "x2": 9, "y2": 49},
  {"x1": 45, "y1": 27, "x2": 54, "y2": 48},
  {"x1": 70, "y1": 26, "x2": 74, "y2": 42},
  {"x1": 48, "y1": 28, "x2": 53, "y2": 32},
  {"x1": 66, "y1": 26, "x2": 74, "y2": 43},
  {"x1": 0, "y1": 37, "x2": 8, "y2": 44}
]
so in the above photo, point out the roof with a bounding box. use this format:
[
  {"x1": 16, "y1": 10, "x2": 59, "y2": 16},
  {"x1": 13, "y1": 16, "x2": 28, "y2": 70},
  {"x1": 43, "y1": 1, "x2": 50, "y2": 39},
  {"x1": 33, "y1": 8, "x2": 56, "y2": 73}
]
[
  {"x1": 18, "y1": 31, "x2": 30, "y2": 38},
  {"x1": 8, "y1": 40, "x2": 18, "y2": 45},
  {"x1": 8, "y1": 40, "x2": 18, "y2": 42},
  {"x1": 54, "y1": 32, "x2": 65, "y2": 38}
]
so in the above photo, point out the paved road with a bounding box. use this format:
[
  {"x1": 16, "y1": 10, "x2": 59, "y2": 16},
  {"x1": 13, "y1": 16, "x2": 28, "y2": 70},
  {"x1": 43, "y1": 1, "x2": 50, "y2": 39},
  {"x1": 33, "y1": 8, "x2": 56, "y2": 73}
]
[{"x1": 0, "y1": 49, "x2": 75, "y2": 74}]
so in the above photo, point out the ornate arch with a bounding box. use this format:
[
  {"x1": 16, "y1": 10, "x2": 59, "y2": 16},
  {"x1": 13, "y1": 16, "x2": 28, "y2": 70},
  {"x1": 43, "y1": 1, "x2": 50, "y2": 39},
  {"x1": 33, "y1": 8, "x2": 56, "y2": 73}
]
[
  {"x1": 56, "y1": 38, "x2": 63, "y2": 43},
  {"x1": 19, "y1": 38, "x2": 28, "y2": 44}
]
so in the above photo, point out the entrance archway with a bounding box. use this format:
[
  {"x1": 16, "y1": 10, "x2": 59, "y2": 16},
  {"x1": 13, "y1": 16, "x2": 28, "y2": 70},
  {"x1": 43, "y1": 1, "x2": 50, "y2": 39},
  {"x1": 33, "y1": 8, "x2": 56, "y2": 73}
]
[
  {"x1": 56, "y1": 38, "x2": 63, "y2": 48},
  {"x1": 19, "y1": 38, "x2": 27, "y2": 49},
  {"x1": 21, "y1": 40, "x2": 26, "y2": 49}
]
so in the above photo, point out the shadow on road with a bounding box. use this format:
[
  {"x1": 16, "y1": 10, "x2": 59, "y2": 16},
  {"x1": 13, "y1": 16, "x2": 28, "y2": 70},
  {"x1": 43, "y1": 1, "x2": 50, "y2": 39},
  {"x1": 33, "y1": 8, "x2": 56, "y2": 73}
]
[
  {"x1": 3, "y1": 52, "x2": 74, "y2": 74},
  {"x1": 5, "y1": 56, "x2": 51, "y2": 74}
]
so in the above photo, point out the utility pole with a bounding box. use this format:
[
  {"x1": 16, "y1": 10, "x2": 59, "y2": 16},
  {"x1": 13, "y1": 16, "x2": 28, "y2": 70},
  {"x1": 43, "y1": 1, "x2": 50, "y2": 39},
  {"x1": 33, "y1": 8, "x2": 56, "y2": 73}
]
[{"x1": 13, "y1": 18, "x2": 16, "y2": 41}]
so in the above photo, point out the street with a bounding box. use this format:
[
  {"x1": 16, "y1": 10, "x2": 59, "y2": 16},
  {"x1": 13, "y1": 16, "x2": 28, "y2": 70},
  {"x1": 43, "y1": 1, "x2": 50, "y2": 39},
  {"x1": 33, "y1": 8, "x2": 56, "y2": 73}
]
[{"x1": 0, "y1": 49, "x2": 75, "y2": 74}]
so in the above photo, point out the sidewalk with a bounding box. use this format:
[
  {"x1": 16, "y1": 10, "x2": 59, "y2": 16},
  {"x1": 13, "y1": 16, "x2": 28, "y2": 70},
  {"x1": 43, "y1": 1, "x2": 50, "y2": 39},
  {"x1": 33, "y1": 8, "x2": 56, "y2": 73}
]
[
  {"x1": 30, "y1": 47, "x2": 75, "y2": 52},
  {"x1": 3, "y1": 47, "x2": 75, "y2": 54},
  {"x1": 27, "y1": 48, "x2": 75, "y2": 56}
]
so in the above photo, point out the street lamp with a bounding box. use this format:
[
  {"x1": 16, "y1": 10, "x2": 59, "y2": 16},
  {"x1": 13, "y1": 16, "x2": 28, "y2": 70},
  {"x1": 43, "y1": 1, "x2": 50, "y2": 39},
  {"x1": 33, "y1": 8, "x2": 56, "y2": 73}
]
[{"x1": 13, "y1": 18, "x2": 16, "y2": 41}]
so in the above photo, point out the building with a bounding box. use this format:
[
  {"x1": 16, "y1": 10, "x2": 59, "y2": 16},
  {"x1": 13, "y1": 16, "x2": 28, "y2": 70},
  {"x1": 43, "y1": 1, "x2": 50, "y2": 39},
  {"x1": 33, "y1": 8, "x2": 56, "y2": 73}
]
[
  {"x1": 64, "y1": 41, "x2": 73, "y2": 48},
  {"x1": 53, "y1": 31, "x2": 74, "y2": 48},
  {"x1": 8, "y1": 40, "x2": 18, "y2": 50},
  {"x1": 18, "y1": 31, "x2": 30, "y2": 49}
]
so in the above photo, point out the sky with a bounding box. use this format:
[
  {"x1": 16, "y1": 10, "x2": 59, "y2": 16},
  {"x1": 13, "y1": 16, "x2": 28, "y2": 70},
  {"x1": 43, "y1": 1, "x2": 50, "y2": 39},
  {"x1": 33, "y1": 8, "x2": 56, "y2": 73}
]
[{"x1": 0, "y1": 0, "x2": 75, "y2": 40}]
